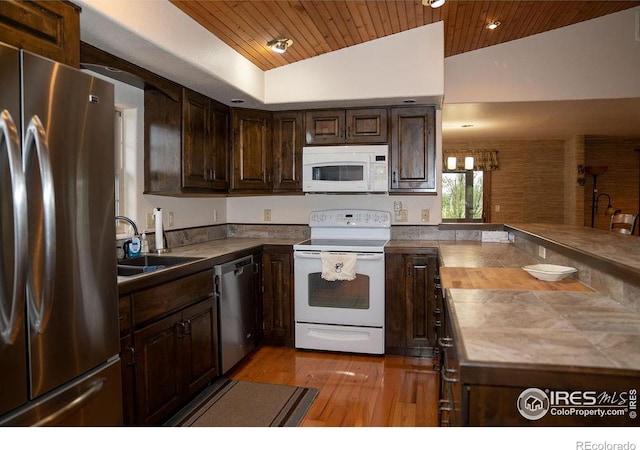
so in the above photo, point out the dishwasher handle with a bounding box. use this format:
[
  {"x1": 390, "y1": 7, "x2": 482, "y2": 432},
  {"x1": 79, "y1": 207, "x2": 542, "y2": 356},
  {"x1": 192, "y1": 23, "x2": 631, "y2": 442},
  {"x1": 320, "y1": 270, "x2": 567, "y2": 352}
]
[{"x1": 214, "y1": 256, "x2": 256, "y2": 298}]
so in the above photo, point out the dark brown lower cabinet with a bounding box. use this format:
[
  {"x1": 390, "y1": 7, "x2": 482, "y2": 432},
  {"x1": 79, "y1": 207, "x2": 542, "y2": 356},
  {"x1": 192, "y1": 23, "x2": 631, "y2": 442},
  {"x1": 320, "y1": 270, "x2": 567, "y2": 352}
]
[
  {"x1": 119, "y1": 269, "x2": 218, "y2": 425},
  {"x1": 439, "y1": 293, "x2": 638, "y2": 427},
  {"x1": 132, "y1": 298, "x2": 217, "y2": 425},
  {"x1": 261, "y1": 247, "x2": 294, "y2": 346},
  {"x1": 385, "y1": 250, "x2": 439, "y2": 356}
]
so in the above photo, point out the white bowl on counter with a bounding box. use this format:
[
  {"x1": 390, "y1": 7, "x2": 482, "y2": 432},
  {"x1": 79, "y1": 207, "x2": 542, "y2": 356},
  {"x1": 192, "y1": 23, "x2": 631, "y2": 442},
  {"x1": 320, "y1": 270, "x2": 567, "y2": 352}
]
[{"x1": 522, "y1": 264, "x2": 577, "y2": 281}]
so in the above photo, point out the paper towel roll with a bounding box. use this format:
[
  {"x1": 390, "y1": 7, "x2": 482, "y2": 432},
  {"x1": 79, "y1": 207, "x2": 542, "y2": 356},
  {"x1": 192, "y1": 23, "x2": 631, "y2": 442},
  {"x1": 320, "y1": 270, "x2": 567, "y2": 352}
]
[{"x1": 154, "y1": 208, "x2": 164, "y2": 250}]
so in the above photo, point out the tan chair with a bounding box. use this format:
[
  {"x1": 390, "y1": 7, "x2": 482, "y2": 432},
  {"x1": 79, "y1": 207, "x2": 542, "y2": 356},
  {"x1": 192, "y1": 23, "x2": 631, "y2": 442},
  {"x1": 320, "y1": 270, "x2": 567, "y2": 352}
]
[{"x1": 609, "y1": 213, "x2": 638, "y2": 235}]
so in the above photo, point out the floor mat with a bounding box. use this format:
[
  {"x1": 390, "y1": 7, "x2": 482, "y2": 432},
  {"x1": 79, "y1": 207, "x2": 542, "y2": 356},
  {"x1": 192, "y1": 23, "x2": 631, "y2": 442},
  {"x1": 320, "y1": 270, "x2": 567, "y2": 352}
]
[{"x1": 165, "y1": 378, "x2": 318, "y2": 427}]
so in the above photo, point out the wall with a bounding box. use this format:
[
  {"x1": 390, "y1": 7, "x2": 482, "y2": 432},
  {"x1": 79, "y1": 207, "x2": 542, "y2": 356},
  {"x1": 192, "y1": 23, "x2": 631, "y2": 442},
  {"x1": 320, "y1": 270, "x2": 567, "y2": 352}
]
[
  {"x1": 265, "y1": 23, "x2": 444, "y2": 107},
  {"x1": 90, "y1": 71, "x2": 227, "y2": 234},
  {"x1": 444, "y1": 8, "x2": 640, "y2": 104},
  {"x1": 584, "y1": 137, "x2": 640, "y2": 231},
  {"x1": 444, "y1": 140, "x2": 566, "y2": 224},
  {"x1": 564, "y1": 136, "x2": 586, "y2": 226}
]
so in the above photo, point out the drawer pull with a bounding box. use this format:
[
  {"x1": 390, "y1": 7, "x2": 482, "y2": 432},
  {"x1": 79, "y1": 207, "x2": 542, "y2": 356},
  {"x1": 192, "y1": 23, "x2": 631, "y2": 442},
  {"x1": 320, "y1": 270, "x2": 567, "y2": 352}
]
[
  {"x1": 438, "y1": 337, "x2": 453, "y2": 348},
  {"x1": 442, "y1": 368, "x2": 459, "y2": 383}
]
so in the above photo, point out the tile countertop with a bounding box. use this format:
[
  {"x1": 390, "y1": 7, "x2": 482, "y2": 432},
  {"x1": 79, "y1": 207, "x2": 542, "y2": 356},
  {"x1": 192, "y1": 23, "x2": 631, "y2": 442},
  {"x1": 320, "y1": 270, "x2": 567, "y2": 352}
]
[
  {"x1": 117, "y1": 238, "x2": 298, "y2": 294},
  {"x1": 435, "y1": 238, "x2": 640, "y2": 373},
  {"x1": 506, "y1": 223, "x2": 640, "y2": 277}
]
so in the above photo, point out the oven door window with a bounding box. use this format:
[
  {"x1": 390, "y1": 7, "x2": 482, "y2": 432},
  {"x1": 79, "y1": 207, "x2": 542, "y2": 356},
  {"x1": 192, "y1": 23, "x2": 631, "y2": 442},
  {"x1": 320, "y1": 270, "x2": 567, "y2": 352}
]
[
  {"x1": 312, "y1": 165, "x2": 364, "y2": 182},
  {"x1": 307, "y1": 273, "x2": 369, "y2": 309}
]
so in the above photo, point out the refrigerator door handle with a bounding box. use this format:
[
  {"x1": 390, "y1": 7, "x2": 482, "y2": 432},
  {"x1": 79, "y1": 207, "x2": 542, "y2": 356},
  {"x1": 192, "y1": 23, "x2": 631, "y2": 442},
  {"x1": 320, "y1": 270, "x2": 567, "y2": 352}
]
[
  {"x1": 32, "y1": 378, "x2": 105, "y2": 426},
  {"x1": 0, "y1": 109, "x2": 27, "y2": 345},
  {"x1": 23, "y1": 115, "x2": 56, "y2": 334}
]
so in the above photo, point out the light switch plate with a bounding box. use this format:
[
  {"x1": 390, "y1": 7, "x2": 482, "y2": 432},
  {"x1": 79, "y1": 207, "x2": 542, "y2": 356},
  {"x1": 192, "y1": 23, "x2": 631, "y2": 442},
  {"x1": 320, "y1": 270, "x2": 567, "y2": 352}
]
[
  {"x1": 421, "y1": 209, "x2": 430, "y2": 222},
  {"x1": 146, "y1": 212, "x2": 155, "y2": 228}
]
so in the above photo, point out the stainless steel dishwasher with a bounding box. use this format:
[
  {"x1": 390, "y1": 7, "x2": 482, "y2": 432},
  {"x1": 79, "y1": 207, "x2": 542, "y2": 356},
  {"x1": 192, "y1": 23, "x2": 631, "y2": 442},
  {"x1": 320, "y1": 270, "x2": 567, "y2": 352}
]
[{"x1": 214, "y1": 255, "x2": 258, "y2": 374}]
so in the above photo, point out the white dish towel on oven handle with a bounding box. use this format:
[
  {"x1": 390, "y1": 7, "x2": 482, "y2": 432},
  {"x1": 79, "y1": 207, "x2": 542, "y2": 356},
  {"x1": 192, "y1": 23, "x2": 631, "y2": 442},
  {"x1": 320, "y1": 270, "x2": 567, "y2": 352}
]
[{"x1": 321, "y1": 252, "x2": 357, "y2": 281}]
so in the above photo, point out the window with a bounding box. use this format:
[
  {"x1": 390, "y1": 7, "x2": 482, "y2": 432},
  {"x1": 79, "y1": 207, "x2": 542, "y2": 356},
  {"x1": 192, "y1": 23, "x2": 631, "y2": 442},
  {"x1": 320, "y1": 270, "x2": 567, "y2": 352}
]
[
  {"x1": 442, "y1": 169, "x2": 484, "y2": 222},
  {"x1": 442, "y1": 150, "x2": 498, "y2": 223},
  {"x1": 114, "y1": 109, "x2": 124, "y2": 218}
]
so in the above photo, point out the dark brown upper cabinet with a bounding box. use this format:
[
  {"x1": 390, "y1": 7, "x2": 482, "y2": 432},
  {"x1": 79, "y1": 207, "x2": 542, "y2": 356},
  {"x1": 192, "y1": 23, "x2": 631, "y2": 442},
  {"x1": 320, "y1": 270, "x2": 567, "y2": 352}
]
[
  {"x1": 0, "y1": 1, "x2": 80, "y2": 67},
  {"x1": 390, "y1": 106, "x2": 436, "y2": 193},
  {"x1": 272, "y1": 111, "x2": 303, "y2": 192},
  {"x1": 182, "y1": 89, "x2": 229, "y2": 191},
  {"x1": 145, "y1": 87, "x2": 230, "y2": 195},
  {"x1": 305, "y1": 108, "x2": 388, "y2": 145},
  {"x1": 231, "y1": 108, "x2": 272, "y2": 192}
]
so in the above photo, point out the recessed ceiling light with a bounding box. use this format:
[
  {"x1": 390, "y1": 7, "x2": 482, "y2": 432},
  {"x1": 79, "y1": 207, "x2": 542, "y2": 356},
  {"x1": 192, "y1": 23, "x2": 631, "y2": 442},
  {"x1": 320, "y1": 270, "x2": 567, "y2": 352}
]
[{"x1": 486, "y1": 21, "x2": 501, "y2": 30}]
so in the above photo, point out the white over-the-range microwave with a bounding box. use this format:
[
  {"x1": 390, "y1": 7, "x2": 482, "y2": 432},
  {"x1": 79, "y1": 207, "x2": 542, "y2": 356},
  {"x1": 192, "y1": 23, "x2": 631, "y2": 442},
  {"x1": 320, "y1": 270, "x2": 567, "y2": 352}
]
[{"x1": 302, "y1": 144, "x2": 388, "y2": 193}]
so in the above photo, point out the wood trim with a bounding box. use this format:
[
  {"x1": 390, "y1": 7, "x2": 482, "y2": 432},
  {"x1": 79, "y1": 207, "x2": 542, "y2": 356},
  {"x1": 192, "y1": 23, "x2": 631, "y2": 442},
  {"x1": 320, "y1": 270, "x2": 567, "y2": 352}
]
[{"x1": 80, "y1": 42, "x2": 181, "y2": 101}]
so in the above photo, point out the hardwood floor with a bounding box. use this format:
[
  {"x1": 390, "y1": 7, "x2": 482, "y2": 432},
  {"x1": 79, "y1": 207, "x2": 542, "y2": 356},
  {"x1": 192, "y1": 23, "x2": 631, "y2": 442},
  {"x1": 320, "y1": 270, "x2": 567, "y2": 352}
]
[{"x1": 226, "y1": 345, "x2": 440, "y2": 427}]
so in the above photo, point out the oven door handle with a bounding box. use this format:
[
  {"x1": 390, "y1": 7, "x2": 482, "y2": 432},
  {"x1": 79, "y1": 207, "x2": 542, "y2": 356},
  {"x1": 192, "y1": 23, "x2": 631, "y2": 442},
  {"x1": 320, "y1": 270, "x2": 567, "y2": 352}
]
[{"x1": 294, "y1": 251, "x2": 384, "y2": 260}]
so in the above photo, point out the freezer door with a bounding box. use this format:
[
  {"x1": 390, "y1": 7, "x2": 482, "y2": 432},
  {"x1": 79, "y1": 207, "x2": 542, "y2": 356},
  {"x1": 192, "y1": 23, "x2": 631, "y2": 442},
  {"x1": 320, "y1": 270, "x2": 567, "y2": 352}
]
[
  {"x1": 0, "y1": 357, "x2": 123, "y2": 426},
  {"x1": 0, "y1": 42, "x2": 28, "y2": 416},
  {"x1": 21, "y1": 51, "x2": 120, "y2": 398}
]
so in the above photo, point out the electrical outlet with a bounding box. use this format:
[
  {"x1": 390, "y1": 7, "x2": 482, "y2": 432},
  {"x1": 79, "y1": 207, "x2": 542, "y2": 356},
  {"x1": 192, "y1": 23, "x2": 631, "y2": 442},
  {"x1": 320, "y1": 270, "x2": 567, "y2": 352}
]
[
  {"x1": 494, "y1": 205, "x2": 501, "y2": 212},
  {"x1": 399, "y1": 210, "x2": 408, "y2": 222},
  {"x1": 264, "y1": 209, "x2": 271, "y2": 221},
  {"x1": 538, "y1": 245, "x2": 547, "y2": 259},
  {"x1": 168, "y1": 211, "x2": 174, "y2": 227},
  {"x1": 421, "y1": 209, "x2": 430, "y2": 222},
  {"x1": 146, "y1": 212, "x2": 155, "y2": 228},
  {"x1": 394, "y1": 201, "x2": 403, "y2": 220}
]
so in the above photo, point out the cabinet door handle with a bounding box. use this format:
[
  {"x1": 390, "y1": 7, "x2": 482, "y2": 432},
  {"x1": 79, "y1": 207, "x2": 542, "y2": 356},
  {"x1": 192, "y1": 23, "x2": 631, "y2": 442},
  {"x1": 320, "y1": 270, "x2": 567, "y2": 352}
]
[
  {"x1": 407, "y1": 264, "x2": 427, "y2": 277},
  {"x1": 176, "y1": 321, "x2": 187, "y2": 338},
  {"x1": 392, "y1": 171, "x2": 397, "y2": 185},
  {"x1": 184, "y1": 319, "x2": 192, "y2": 335},
  {"x1": 124, "y1": 347, "x2": 135, "y2": 366}
]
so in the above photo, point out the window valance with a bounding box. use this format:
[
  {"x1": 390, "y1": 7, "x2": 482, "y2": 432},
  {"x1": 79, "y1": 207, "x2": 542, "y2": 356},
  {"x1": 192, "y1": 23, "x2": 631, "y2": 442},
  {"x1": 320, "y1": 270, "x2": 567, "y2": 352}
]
[{"x1": 443, "y1": 149, "x2": 499, "y2": 171}]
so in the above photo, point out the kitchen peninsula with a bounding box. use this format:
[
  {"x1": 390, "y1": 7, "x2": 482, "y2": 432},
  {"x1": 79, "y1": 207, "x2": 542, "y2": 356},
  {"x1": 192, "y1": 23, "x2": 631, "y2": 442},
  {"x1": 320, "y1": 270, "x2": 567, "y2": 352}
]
[{"x1": 433, "y1": 223, "x2": 640, "y2": 426}]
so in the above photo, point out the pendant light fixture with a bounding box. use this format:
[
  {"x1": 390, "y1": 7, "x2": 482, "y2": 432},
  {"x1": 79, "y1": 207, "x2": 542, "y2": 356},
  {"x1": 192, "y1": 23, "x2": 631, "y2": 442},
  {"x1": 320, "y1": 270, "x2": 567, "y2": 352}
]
[
  {"x1": 465, "y1": 156, "x2": 474, "y2": 170},
  {"x1": 447, "y1": 157, "x2": 456, "y2": 171}
]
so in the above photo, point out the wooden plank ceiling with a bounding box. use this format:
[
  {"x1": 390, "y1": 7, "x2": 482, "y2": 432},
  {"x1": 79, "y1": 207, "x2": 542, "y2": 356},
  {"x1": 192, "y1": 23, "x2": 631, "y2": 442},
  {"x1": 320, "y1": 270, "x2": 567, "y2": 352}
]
[{"x1": 171, "y1": 1, "x2": 640, "y2": 71}]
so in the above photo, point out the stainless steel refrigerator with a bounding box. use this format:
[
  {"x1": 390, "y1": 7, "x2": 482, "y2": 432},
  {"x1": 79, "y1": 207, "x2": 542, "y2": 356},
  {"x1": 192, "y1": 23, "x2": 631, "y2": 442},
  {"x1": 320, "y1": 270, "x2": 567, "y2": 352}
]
[{"x1": 0, "y1": 42, "x2": 122, "y2": 426}]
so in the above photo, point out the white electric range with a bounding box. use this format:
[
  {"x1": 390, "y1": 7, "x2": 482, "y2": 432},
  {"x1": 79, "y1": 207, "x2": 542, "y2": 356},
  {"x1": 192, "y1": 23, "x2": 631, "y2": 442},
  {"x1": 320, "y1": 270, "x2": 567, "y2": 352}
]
[{"x1": 293, "y1": 209, "x2": 391, "y2": 354}]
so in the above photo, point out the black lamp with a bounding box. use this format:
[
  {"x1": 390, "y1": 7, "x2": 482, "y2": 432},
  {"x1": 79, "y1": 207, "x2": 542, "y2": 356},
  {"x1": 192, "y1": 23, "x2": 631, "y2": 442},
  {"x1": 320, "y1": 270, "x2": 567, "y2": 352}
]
[
  {"x1": 595, "y1": 193, "x2": 617, "y2": 216},
  {"x1": 585, "y1": 166, "x2": 615, "y2": 228}
]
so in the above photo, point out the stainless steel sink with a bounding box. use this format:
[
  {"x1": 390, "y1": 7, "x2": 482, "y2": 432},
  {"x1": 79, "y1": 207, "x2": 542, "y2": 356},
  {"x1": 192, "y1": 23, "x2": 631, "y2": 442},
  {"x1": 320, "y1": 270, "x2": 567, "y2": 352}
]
[{"x1": 117, "y1": 255, "x2": 202, "y2": 277}]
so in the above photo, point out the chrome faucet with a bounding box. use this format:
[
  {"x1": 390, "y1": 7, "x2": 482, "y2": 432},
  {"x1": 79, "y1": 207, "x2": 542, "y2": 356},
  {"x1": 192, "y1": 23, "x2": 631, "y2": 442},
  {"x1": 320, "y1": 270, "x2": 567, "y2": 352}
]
[
  {"x1": 116, "y1": 216, "x2": 140, "y2": 260},
  {"x1": 115, "y1": 215, "x2": 139, "y2": 236}
]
